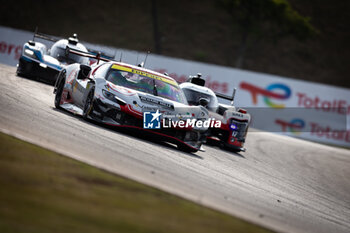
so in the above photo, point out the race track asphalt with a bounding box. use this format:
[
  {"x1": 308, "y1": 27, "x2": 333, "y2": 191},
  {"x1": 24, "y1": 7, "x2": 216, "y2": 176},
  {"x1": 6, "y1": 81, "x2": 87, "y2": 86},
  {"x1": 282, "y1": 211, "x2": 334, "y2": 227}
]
[{"x1": 0, "y1": 64, "x2": 349, "y2": 233}]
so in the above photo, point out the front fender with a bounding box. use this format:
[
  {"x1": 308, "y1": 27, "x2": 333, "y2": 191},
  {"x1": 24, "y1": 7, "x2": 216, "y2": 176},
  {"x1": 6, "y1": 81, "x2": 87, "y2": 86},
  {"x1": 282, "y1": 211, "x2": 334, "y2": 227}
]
[{"x1": 53, "y1": 69, "x2": 66, "y2": 93}]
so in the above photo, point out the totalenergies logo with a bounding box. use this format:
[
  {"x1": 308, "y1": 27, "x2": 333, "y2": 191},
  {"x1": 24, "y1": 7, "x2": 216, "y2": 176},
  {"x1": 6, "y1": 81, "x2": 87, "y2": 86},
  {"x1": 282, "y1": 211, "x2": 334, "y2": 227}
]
[
  {"x1": 240, "y1": 82, "x2": 291, "y2": 108},
  {"x1": 275, "y1": 118, "x2": 305, "y2": 135}
]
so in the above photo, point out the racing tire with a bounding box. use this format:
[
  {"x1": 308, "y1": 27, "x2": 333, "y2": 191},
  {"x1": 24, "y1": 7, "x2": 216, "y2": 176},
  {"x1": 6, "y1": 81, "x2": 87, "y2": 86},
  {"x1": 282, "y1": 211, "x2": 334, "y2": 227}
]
[
  {"x1": 206, "y1": 137, "x2": 220, "y2": 146},
  {"x1": 16, "y1": 58, "x2": 29, "y2": 78},
  {"x1": 54, "y1": 71, "x2": 66, "y2": 109},
  {"x1": 16, "y1": 66, "x2": 23, "y2": 77},
  {"x1": 83, "y1": 87, "x2": 95, "y2": 120},
  {"x1": 177, "y1": 143, "x2": 199, "y2": 153},
  {"x1": 220, "y1": 143, "x2": 242, "y2": 153}
]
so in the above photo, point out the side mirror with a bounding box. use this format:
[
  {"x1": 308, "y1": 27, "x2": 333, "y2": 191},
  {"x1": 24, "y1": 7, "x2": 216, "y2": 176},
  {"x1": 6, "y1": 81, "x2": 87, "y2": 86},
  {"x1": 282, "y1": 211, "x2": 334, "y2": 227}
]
[
  {"x1": 77, "y1": 64, "x2": 91, "y2": 80},
  {"x1": 199, "y1": 97, "x2": 209, "y2": 107}
]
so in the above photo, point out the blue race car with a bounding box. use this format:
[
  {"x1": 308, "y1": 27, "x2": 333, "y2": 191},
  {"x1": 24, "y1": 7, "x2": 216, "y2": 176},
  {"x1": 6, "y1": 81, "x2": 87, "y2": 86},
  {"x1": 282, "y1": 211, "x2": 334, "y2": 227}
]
[{"x1": 17, "y1": 29, "x2": 90, "y2": 84}]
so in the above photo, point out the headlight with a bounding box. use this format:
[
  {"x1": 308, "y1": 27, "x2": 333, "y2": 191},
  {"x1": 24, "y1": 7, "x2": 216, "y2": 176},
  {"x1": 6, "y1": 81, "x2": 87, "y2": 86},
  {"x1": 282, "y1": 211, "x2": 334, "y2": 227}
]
[
  {"x1": 24, "y1": 49, "x2": 34, "y2": 56},
  {"x1": 102, "y1": 89, "x2": 126, "y2": 106},
  {"x1": 230, "y1": 123, "x2": 237, "y2": 130},
  {"x1": 24, "y1": 49, "x2": 37, "y2": 59},
  {"x1": 102, "y1": 89, "x2": 115, "y2": 101}
]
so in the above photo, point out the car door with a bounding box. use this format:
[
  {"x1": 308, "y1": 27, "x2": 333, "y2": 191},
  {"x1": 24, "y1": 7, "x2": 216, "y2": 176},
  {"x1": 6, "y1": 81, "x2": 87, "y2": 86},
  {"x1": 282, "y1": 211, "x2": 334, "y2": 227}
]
[{"x1": 72, "y1": 78, "x2": 90, "y2": 108}]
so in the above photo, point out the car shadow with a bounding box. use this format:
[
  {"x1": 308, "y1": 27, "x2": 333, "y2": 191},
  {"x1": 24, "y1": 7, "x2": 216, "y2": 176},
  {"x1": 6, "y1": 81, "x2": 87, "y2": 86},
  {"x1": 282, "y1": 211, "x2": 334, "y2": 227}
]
[
  {"x1": 114, "y1": 128, "x2": 204, "y2": 160},
  {"x1": 52, "y1": 107, "x2": 204, "y2": 159},
  {"x1": 221, "y1": 147, "x2": 245, "y2": 158},
  {"x1": 17, "y1": 73, "x2": 55, "y2": 86},
  {"x1": 205, "y1": 141, "x2": 245, "y2": 158}
]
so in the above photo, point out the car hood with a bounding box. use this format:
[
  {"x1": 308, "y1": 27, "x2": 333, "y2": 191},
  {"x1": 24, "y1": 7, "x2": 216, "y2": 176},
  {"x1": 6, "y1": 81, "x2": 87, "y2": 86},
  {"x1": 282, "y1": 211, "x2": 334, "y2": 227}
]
[{"x1": 102, "y1": 81, "x2": 209, "y2": 120}]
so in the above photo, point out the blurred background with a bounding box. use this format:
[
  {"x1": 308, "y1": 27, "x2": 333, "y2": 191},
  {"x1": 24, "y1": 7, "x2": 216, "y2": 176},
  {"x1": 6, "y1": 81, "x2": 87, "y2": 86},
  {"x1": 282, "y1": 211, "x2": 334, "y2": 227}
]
[{"x1": 0, "y1": 0, "x2": 349, "y2": 88}]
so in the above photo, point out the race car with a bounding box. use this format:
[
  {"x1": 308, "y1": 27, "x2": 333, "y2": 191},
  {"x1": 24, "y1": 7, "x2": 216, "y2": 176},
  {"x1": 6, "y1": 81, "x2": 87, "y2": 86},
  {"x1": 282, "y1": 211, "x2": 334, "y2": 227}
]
[
  {"x1": 17, "y1": 29, "x2": 90, "y2": 84},
  {"x1": 53, "y1": 51, "x2": 210, "y2": 153},
  {"x1": 180, "y1": 74, "x2": 251, "y2": 152}
]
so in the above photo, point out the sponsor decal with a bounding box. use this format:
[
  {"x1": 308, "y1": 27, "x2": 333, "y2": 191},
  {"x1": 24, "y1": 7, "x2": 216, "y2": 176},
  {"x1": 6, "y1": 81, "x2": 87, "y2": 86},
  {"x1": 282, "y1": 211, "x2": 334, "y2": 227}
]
[
  {"x1": 296, "y1": 93, "x2": 350, "y2": 115},
  {"x1": 240, "y1": 82, "x2": 291, "y2": 108},
  {"x1": 111, "y1": 64, "x2": 177, "y2": 86},
  {"x1": 0, "y1": 41, "x2": 22, "y2": 60},
  {"x1": 139, "y1": 95, "x2": 174, "y2": 110},
  {"x1": 275, "y1": 118, "x2": 305, "y2": 135},
  {"x1": 67, "y1": 70, "x2": 78, "y2": 84},
  {"x1": 230, "y1": 112, "x2": 244, "y2": 118},
  {"x1": 310, "y1": 122, "x2": 350, "y2": 142},
  {"x1": 73, "y1": 81, "x2": 85, "y2": 93},
  {"x1": 275, "y1": 118, "x2": 350, "y2": 142}
]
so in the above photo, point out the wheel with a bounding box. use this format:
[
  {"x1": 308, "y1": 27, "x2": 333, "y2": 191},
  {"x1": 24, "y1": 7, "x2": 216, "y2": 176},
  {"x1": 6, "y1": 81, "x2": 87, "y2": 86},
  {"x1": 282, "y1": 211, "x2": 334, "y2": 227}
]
[
  {"x1": 16, "y1": 66, "x2": 23, "y2": 77},
  {"x1": 220, "y1": 143, "x2": 242, "y2": 153},
  {"x1": 83, "y1": 87, "x2": 95, "y2": 120},
  {"x1": 206, "y1": 137, "x2": 220, "y2": 146},
  {"x1": 16, "y1": 58, "x2": 30, "y2": 77},
  {"x1": 177, "y1": 143, "x2": 199, "y2": 153},
  {"x1": 54, "y1": 71, "x2": 66, "y2": 108}
]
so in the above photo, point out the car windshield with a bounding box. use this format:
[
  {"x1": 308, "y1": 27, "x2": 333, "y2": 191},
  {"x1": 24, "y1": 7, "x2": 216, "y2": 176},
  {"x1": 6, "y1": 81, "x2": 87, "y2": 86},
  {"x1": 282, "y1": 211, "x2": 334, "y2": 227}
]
[
  {"x1": 51, "y1": 46, "x2": 89, "y2": 65},
  {"x1": 182, "y1": 88, "x2": 218, "y2": 112},
  {"x1": 106, "y1": 65, "x2": 187, "y2": 104}
]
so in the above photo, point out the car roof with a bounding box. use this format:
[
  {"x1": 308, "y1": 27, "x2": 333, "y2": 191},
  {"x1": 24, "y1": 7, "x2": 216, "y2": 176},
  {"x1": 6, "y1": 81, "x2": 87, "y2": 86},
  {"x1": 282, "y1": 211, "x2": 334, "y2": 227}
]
[
  {"x1": 52, "y1": 39, "x2": 88, "y2": 52},
  {"x1": 180, "y1": 82, "x2": 217, "y2": 97}
]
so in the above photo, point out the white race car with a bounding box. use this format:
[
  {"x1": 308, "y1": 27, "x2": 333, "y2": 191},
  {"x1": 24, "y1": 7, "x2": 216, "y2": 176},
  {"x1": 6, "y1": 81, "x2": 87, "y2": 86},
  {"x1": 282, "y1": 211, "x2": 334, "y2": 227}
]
[
  {"x1": 54, "y1": 51, "x2": 210, "y2": 152},
  {"x1": 180, "y1": 74, "x2": 251, "y2": 152}
]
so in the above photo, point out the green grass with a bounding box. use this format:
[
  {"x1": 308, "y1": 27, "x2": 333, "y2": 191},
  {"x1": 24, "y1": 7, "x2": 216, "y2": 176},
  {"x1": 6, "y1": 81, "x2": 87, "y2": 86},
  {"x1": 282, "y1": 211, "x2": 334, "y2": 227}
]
[{"x1": 0, "y1": 132, "x2": 274, "y2": 233}]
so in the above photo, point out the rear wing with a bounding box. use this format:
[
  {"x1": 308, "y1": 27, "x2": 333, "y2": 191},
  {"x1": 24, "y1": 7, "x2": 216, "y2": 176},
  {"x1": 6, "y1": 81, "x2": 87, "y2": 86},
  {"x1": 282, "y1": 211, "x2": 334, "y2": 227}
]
[
  {"x1": 32, "y1": 27, "x2": 59, "y2": 42},
  {"x1": 188, "y1": 73, "x2": 237, "y2": 105},
  {"x1": 215, "y1": 88, "x2": 236, "y2": 101},
  {"x1": 88, "y1": 49, "x2": 115, "y2": 61},
  {"x1": 32, "y1": 27, "x2": 115, "y2": 61},
  {"x1": 65, "y1": 46, "x2": 115, "y2": 65},
  {"x1": 215, "y1": 88, "x2": 236, "y2": 105}
]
